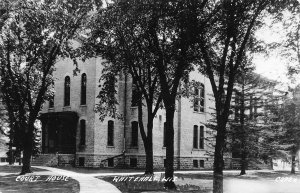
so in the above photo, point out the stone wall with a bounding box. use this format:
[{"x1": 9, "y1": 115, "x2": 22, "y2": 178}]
[{"x1": 74, "y1": 153, "x2": 215, "y2": 170}]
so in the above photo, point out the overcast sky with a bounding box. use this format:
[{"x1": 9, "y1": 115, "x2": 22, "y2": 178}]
[{"x1": 254, "y1": 14, "x2": 300, "y2": 88}]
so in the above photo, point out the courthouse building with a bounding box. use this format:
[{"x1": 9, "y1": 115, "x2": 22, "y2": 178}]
[{"x1": 38, "y1": 55, "x2": 219, "y2": 169}]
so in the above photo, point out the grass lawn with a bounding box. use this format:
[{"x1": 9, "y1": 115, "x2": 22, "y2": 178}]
[
  {"x1": 97, "y1": 170, "x2": 300, "y2": 193},
  {"x1": 0, "y1": 165, "x2": 80, "y2": 193}
]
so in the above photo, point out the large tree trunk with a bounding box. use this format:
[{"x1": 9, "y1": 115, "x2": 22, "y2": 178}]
[
  {"x1": 20, "y1": 132, "x2": 33, "y2": 175},
  {"x1": 213, "y1": 122, "x2": 226, "y2": 193},
  {"x1": 240, "y1": 148, "x2": 247, "y2": 175},
  {"x1": 164, "y1": 107, "x2": 176, "y2": 189},
  {"x1": 291, "y1": 154, "x2": 296, "y2": 174},
  {"x1": 145, "y1": 122, "x2": 154, "y2": 174}
]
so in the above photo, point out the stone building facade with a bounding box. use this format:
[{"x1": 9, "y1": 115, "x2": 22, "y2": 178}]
[{"x1": 40, "y1": 56, "x2": 217, "y2": 170}]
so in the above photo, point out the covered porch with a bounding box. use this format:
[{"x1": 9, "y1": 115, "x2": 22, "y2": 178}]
[{"x1": 39, "y1": 111, "x2": 78, "y2": 154}]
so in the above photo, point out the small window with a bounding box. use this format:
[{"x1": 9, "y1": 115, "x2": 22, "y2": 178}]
[
  {"x1": 163, "y1": 122, "x2": 167, "y2": 147},
  {"x1": 193, "y1": 160, "x2": 198, "y2": 168},
  {"x1": 199, "y1": 126, "x2": 204, "y2": 149},
  {"x1": 79, "y1": 157, "x2": 84, "y2": 167},
  {"x1": 193, "y1": 125, "x2": 198, "y2": 148},
  {"x1": 163, "y1": 159, "x2": 166, "y2": 167},
  {"x1": 81, "y1": 73, "x2": 87, "y2": 105},
  {"x1": 80, "y1": 120, "x2": 86, "y2": 146},
  {"x1": 200, "y1": 160, "x2": 204, "y2": 168},
  {"x1": 107, "y1": 120, "x2": 114, "y2": 146},
  {"x1": 64, "y1": 76, "x2": 70, "y2": 106},
  {"x1": 131, "y1": 121, "x2": 138, "y2": 147},
  {"x1": 130, "y1": 158, "x2": 137, "y2": 168},
  {"x1": 49, "y1": 95, "x2": 54, "y2": 108},
  {"x1": 108, "y1": 158, "x2": 114, "y2": 167}
]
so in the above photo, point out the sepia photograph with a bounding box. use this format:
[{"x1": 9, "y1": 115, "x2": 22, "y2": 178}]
[{"x1": 1, "y1": 0, "x2": 300, "y2": 193}]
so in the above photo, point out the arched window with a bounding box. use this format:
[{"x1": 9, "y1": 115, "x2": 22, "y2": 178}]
[
  {"x1": 131, "y1": 121, "x2": 138, "y2": 147},
  {"x1": 80, "y1": 120, "x2": 86, "y2": 145},
  {"x1": 81, "y1": 73, "x2": 87, "y2": 105},
  {"x1": 107, "y1": 120, "x2": 114, "y2": 146},
  {"x1": 64, "y1": 76, "x2": 70, "y2": 106}
]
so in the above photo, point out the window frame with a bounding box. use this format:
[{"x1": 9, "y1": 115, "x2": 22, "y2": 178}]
[
  {"x1": 80, "y1": 120, "x2": 86, "y2": 146},
  {"x1": 131, "y1": 121, "x2": 138, "y2": 147},
  {"x1": 193, "y1": 125, "x2": 198, "y2": 149},
  {"x1": 107, "y1": 120, "x2": 114, "y2": 146},
  {"x1": 193, "y1": 83, "x2": 205, "y2": 113},
  {"x1": 81, "y1": 73, "x2": 87, "y2": 105},
  {"x1": 64, "y1": 76, "x2": 71, "y2": 106}
]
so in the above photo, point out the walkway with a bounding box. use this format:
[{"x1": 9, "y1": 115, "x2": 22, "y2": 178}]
[{"x1": 33, "y1": 166, "x2": 121, "y2": 193}]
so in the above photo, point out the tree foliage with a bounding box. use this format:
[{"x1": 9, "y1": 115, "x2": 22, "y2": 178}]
[{"x1": 0, "y1": 0, "x2": 99, "y2": 174}]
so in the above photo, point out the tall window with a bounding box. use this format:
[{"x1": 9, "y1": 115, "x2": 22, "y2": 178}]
[
  {"x1": 80, "y1": 120, "x2": 86, "y2": 145},
  {"x1": 131, "y1": 82, "x2": 139, "y2": 107},
  {"x1": 107, "y1": 120, "x2": 114, "y2": 146},
  {"x1": 49, "y1": 95, "x2": 54, "y2": 108},
  {"x1": 199, "y1": 126, "x2": 204, "y2": 149},
  {"x1": 64, "y1": 76, "x2": 70, "y2": 106},
  {"x1": 193, "y1": 83, "x2": 205, "y2": 112},
  {"x1": 81, "y1": 73, "x2": 87, "y2": 105},
  {"x1": 163, "y1": 122, "x2": 167, "y2": 147},
  {"x1": 131, "y1": 121, "x2": 138, "y2": 147},
  {"x1": 193, "y1": 125, "x2": 205, "y2": 149},
  {"x1": 193, "y1": 125, "x2": 198, "y2": 148}
]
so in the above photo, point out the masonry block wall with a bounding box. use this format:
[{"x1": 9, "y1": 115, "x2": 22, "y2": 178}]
[{"x1": 40, "y1": 50, "x2": 218, "y2": 169}]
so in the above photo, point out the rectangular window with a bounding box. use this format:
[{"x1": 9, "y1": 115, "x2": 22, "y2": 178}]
[
  {"x1": 199, "y1": 126, "x2": 204, "y2": 149},
  {"x1": 131, "y1": 82, "x2": 139, "y2": 107},
  {"x1": 108, "y1": 158, "x2": 114, "y2": 167},
  {"x1": 79, "y1": 157, "x2": 84, "y2": 167},
  {"x1": 193, "y1": 88, "x2": 199, "y2": 112},
  {"x1": 163, "y1": 159, "x2": 166, "y2": 167},
  {"x1": 130, "y1": 158, "x2": 137, "y2": 168},
  {"x1": 193, "y1": 83, "x2": 205, "y2": 112},
  {"x1": 200, "y1": 160, "x2": 205, "y2": 168},
  {"x1": 131, "y1": 121, "x2": 138, "y2": 147},
  {"x1": 193, "y1": 125, "x2": 198, "y2": 148},
  {"x1": 49, "y1": 95, "x2": 54, "y2": 108},
  {"x1": 80, "y1": 120, "x2": 86, "y2": 146},
  {"x1": 163, "y1": 122, "x2": 167, "y2": 147},
  {"x1": 193, "y1": 160, "x2": 198, "y2": 168},
  {"x1": 107, "y1": 121, "x2": 114, "y2": 146},
  {"x1": 200, "y1": 84, "x2": 205, "y2": 112}
]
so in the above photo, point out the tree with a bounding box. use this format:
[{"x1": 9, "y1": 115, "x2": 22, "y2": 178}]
[
  {"x1": 279, "y1": 90, "x2": 300, "y2": 174},
  {"x1": 229, "y1": 62, "x2": 281, "y2": 175},
  {"x1": 195, "y1": 1, "x2": 291, "y2": 192},
  {"x1": 82, "y1": 2, "x2": 164, "y2": 174},
  {"x1": 83, "y1": 0, "x2": 218, "y2": 188},
  {"x1": 0, "y1": 0, "x2": 99, "y2": 174}
]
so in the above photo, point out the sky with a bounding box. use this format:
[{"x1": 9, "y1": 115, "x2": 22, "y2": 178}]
[{"x1": 253, "y1": 13, "x2": 300, "y2": 88}]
